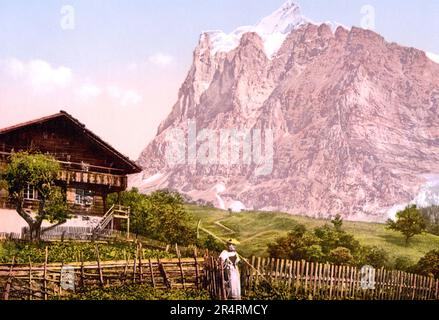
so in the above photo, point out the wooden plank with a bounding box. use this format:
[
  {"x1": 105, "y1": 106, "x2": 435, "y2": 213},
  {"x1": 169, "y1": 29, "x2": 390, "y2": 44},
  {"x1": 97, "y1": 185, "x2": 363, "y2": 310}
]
[
  {"x1": 158, "y1": 258, "x2": 171, "y2": 289},
  {"x1": 122, "y1": 251, "x2": 129, "y2": 283},
  {"x1": 193, "y1": 248, "x2": 200, "y2": 289},
  {"x1": 435, "y1": 279, "x2": 439, "y2": 300},
  {"x1": 28, "y1": 258, "x2": 32, "y2": 300},
  {"x1": 411, "y1": 274, "x2": 417, "y2": 300},
  {"x1": 133, "y1": 244, "x2": 138, "y2": 283},
  {"x1": 341, "y1": 265, "x2": 346, "y2": 300},
  {"x1": 256, "y1": 257, "x2": 262, "y2": 284},
  {"x1": 219, "y1": 259, "x2": 227, "y2": 300},
  {"x1": 280, "y1": 259, "x2": 285, "y2": 280},
  {"x1": 43, "y1": 247, "x2": 48, "y2": 300},
  {"x1": 288, "y1": 260, "x2": 293, "y2": 289},
  {"x1": 95, "y1": 246, "x2": 104, "y2": 286},
  {"x1": 329, "y1": 264, "x2": 334, "y2": 300},
  {"x1": 317, "y1": 263, "x2": 323, "y2": 297},
  {"x1": 312, "y1": 262, "x2": 318, "y2": 297},
  {"x1": 304, "y1": 261, "x2": 309, "y2": 295},
  {"x1": 176, "y1": 244, "x2": 185, "y2": 289},
  {"x1": 148, "y1": 259, "x2": 156, "y2": 289},
  {"x1": 138, "y1": 243, "x2": 144, "y2": 284},
  {"x1": 396, "y1": 271, "x2": 402, "y2": 300}
]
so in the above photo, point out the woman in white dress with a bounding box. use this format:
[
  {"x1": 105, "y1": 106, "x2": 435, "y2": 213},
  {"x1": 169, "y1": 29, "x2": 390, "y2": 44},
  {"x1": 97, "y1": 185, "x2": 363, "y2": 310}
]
[{"x1": 219, "y1": 240, "x2": 241, "y2": 300}]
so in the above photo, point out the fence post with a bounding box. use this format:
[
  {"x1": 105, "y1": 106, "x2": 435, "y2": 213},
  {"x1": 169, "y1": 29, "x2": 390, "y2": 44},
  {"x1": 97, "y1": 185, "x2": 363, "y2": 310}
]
[
  {"x1": 133, "y1": 243, "x2": 138, "y2": 283},
  {"x1": 3, "y1": 257, "x2": 15, "y2": 301},
  {"x1": 43, "y1": 247, "x2": 48, "y2": 300},
  {"x1": 138, "y1": 243, "x2": 143, "y2": 284},
  {"x1": 435, "y1": 279, "x2": 438, "y2": 300},
  {"x1": 80, "y1": 251, "x2": 85, "y2": 289},
  {"x1": 95, "y1": 245, "x2": 104, "y2": 286},
  {"x1": 148, "y1": 258, "x2": 156, "y2": 288},
  {"x1": 329, "y1": 264, "x2": 334, "y2": 300},
  {"x1": 28, "y1": 258, "x2": 33, "y2": 300},
  {"x1": 176, "y1": 244, "x2": 185, "y2": 289},
  {"x1": 219, "y1": 258, "x2": 227, "y2": 300},
  {"x1": 193, "y1": 248, "x2": 200, "y2": 289}
]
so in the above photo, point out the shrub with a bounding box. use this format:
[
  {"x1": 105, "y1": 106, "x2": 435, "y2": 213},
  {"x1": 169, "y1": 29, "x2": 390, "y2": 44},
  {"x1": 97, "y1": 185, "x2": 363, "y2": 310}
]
[
  {"x1": 328, "y1": 247, "x2": 354, "y2": 265},
  {"x1": 0, "y1": 241, "x2": 174, "y2": 264},
  {"x1": 393, "y1": 256, "x2": 415, "y2": 272},
  {"x1": 246, "y1": 280, "x2": 308, "y2": 300},
  {"x1": 54, "y1": 284, "x2": 210, "y2": 300},
  {"x1": 197, "y1": 235, "x2": 224, "y2": 253},
  {"x1": 358, "y1": 246, "x2": 389, "y2": 269},
  {"x1": 415, "y1": 250, "x2": 439, "y2": 279}
]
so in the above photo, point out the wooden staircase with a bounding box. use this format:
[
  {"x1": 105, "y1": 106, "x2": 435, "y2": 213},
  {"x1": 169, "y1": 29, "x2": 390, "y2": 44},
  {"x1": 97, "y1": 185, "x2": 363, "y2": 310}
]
[{"x1": 93, "y1": 204, "x2": 130, "y2": 238}]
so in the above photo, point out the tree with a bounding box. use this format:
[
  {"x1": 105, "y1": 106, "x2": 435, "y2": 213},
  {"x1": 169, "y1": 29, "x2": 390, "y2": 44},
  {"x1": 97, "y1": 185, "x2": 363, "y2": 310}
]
[
  {"x1": 146, "y1": 190, "x2": 196, "y2": 245},
  {"x1": 386, "y1": 205, "x2": 427, "y2": 246},
  {"x1": 267, "y1": 224, "x2": 320, "y2": 261},
  {"x1": 109, "y1": 189, "x2": 196, "y2": 245},
  {"x1": 268, "y1": 223, "x2": 362, "y2": 265},
  {"x1": 314, "y1": 225, "x2": 361, "y2": 256},
  {"x1": 2, "y1": 152, "x2": 70, "y2": 241},
  {"x1": 331, "y1": 214, "x2": 343, "y2": 232}
]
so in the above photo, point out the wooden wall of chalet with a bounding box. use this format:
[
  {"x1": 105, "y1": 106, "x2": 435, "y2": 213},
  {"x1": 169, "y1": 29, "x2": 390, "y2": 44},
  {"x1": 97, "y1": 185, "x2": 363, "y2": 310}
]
[
  {"x1": 0, "y1": 117, "x2": 132, "y2": 174},
  {"x1": 66, "y1": 187, "x2": 105, "y2": 216},
  {"x1": 0, "y1": 158, "x2": 7, "y2": 209}
]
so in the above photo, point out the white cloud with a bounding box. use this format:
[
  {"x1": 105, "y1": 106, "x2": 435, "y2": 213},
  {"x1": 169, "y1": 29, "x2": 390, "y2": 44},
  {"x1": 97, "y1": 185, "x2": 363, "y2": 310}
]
[
  {"x1": 426, "y1": 52, "x2": 439, "y2": 64},
  {"x1": 1, "y1": 58, "x2": 72, "y2": 91},
  {"x1": 148, "y1": 53, "x2": 174, "y2": 67},
  {"x1": 1, "y1": 57, "x2": 142, "y2": 107},
  {"x1": 77, "y1": 83, "x2": 102, "y2": 100},
  {"x1": 107, "y1": 86, "x2": 143, "y2": 107}
]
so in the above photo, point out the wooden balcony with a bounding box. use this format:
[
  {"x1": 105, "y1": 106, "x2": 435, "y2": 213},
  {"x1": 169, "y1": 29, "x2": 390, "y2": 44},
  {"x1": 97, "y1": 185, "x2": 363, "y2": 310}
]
[{"x1": 58, "y1": 169, "x2": 127, "y2": 189}]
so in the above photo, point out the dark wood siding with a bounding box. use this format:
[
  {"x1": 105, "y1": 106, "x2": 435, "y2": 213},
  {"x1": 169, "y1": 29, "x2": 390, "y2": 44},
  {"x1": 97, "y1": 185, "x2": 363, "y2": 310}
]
[
  {"x1": 0, "y1": 114, "x2": 139, "y2": 217},
  {"x1": 0, "y1": 117, "x2": 131, "y2": 173}
]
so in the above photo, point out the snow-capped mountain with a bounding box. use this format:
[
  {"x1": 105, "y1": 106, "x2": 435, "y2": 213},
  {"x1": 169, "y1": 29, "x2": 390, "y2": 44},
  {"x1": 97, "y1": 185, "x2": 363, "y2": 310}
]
[
  {"x1": 207, "y1": 1, "x2": 308, "y2": 59},
  {"x1": 134, "y1": 2, "x2": 439, "y2": 222}
]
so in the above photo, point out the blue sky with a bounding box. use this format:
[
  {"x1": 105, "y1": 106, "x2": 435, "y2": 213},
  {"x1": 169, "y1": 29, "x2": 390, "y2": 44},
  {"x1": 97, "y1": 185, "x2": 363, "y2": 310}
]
[
  {"x1": 1, "y1": 0, "x2": 439, "y2": 69},
  {"x1": 1, "y1": 0, "x2": 438, "y2": 158}
]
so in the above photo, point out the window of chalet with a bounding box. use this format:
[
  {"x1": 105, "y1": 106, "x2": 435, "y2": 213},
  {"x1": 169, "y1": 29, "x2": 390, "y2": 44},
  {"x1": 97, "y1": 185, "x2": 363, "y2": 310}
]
[
  {"x1": 75, "y1": 189, "x2": 94, "y2": 206},
  {"x1": 23, "y1": 184, "x2": 38, "y2": 200}
]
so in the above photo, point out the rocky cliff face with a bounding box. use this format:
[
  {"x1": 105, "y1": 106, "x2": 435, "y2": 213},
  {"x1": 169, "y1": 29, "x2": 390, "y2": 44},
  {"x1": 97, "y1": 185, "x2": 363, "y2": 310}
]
[{"x1": 134, "y1": 2, "x2": 439, "y2": 221}]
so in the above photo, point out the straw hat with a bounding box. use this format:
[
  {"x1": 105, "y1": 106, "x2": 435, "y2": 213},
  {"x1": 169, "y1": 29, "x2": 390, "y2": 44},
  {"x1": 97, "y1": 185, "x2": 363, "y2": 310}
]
[{"x1": 227, "y1": 238, "x2": 240, "y2": 245}]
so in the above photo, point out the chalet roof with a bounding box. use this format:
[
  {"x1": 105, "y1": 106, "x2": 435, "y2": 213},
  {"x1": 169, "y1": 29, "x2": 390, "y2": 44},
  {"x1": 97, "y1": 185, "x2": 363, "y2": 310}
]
[{"x1": 0, "y1": 110, "x2": 142, "y2": 174}]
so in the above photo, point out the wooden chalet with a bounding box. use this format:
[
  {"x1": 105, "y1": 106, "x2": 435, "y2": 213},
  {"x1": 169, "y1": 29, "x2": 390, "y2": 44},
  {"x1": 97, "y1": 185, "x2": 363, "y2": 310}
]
[{"x1": 0, "y1": 111, "x2": 142, "y2": 227}]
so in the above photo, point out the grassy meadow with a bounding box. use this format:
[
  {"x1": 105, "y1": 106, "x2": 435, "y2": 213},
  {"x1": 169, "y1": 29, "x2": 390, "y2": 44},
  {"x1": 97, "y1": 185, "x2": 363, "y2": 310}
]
[{"x1": 187, "y1": 205, "x2": 439, "y2": 264}]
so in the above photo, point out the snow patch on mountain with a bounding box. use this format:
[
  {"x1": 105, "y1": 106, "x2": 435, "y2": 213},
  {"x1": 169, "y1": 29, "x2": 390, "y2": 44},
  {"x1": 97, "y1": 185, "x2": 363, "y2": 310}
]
[
  {"x1": 142, "y1": 172, "x2": 164, "y2": 185},
  {"x1": 427, "y1": 52, "x2": 439, "y2": 64},
  {"x1": 205, "y1": 1, "x2": 308, "y2": 59},
  {"x1": 214, "y1": 183, "x2": 226, "y2": 210},
  {"x1": 229, "y1": 201, "x2": 246, "y2": 213}
]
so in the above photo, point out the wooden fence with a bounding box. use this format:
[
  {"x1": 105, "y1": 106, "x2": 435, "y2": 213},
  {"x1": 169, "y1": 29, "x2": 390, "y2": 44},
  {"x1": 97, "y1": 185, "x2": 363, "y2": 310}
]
[
  {"x1": 2, "y1": 252, "x2": 438, "y2": 300},
  {"x1": 0, "y1": 244, "x2": 204, "y2": 300},
  {"x1": 238, "y1": 257, "x2": 439, "y2": 300}
]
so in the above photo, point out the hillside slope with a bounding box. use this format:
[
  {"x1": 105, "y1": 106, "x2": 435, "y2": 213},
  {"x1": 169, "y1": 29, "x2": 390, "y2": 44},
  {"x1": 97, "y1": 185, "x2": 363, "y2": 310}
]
[{"x1": 187, "y1": 205, "x2": 439, "y2": 262}]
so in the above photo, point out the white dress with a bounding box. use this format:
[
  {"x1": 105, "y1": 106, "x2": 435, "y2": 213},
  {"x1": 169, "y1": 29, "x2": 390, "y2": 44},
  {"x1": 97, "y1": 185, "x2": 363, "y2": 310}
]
[{"x1": 219, "y1": 250, "x2": 241, "y2": 300}]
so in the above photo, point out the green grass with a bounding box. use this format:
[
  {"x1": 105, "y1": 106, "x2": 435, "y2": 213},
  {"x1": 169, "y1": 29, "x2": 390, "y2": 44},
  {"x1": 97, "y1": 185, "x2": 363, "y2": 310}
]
[{"x1": 187, "y1": 205, "x2": 439, "y2": 264}]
